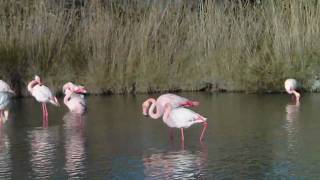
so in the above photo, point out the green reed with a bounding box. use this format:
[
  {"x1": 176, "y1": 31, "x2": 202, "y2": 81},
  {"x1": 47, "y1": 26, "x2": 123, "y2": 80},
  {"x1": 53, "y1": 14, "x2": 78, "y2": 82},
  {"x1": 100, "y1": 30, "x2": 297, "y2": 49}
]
[{"x1": 0, "y1": 0, "x2": 319, "y2": 96}]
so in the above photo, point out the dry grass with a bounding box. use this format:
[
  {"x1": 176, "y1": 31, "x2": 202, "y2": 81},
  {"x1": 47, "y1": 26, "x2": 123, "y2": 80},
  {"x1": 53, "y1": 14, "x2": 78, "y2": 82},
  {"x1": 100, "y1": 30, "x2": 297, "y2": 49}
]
[{"x1": 0, "y1": 0, "x2": 320, "y2": 96}]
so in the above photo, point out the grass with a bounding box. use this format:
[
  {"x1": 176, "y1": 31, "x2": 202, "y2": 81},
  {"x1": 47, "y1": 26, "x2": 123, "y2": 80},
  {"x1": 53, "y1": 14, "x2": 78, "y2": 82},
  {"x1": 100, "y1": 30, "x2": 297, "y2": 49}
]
[{"x1": 0, "y1": 0, "x2": 320, "y2": 96}]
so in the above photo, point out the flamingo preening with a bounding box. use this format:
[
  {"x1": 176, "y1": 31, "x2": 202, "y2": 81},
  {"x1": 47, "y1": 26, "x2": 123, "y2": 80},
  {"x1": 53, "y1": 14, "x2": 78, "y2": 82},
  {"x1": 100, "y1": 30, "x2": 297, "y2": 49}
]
[
  {"x1": 0, "y1": 80, "x2": 15, "y2": 123},
  {"x1": 27, "y1": 75, "x2": 59, "y2": 121},
  {"x1": 142, "y1": 93, "x2": 200, "y2": 119},
  {"x1": 284, "y1": 79, "x2": 300, "y2": 102},
  {"x1": 63, "y1": 82, "x2": 87, "y2": 114},
  {"x1": 162, "y1": 103, "x2": 208, "y2": 142}
]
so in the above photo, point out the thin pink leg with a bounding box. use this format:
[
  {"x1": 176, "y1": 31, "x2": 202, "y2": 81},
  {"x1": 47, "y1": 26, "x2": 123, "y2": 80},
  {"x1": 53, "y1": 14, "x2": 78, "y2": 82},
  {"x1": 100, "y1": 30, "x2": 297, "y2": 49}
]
[
  {"x1": 0, "y1": 110, "x2": 3, "y2": 124},
  {"x1": 41, "y1": 103, "x2": 45, "y2": 120},
  {"x1": 200, "y1": 122, "x2": 208, "y2": 141},
  {"x1": 180, "y1": 128, "x2": 184, "y2": 142},
  {"x1": 44, "y1": 103, "x2": 48, "y2": 120}
]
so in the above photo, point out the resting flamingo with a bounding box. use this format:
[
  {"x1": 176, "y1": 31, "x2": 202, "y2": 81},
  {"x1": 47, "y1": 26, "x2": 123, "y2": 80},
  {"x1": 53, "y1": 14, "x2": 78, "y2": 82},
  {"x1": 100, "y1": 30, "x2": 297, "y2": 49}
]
[
  {"x1": 63, "y1": 85, "x2": 87, "y2": 114},
  {"x1": 27, "y1": 75, "x2": 59, "y2": 120},
  {"x1": 162, "y1": 103, "x2": 208, "y2": 142},
  {"x1": 142, "y1": 93, "x2": 200, "y2": 119},
  {"x1": 284, "y1": 79, "x2": 300, "y2": 102},
  {"x1": 0, "y1": 80, "x2": 15, "y2": 123}
]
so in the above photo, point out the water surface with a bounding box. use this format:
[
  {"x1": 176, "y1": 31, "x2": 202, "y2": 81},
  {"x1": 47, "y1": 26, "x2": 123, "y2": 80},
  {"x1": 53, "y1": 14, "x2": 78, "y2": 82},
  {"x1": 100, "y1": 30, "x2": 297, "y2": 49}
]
[{"x1": 1, "y1": 93, "x2": 320, "y2": 179}]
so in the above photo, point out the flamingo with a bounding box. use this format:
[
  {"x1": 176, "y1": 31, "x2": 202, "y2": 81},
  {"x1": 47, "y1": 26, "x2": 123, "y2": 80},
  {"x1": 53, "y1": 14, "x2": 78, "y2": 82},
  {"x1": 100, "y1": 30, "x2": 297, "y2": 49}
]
[
  {"x1": 142, "y1": 93, "x2": 200, "y2": 119},
  {"x1": 284, "y1": 79, "x2": 300, "y2": 102},
  {"x1": 162, "y1": 103, "x2": 208, "y2": 142},
  {"x1": 27, "y1": 75, "x2": 59, "y2": 120},
  {"x1": 64, "y1": 86, "x2": 87, "y2": 114},
  {"x1": 0, "y1": 80, "x2": 15, "y2": 122}
]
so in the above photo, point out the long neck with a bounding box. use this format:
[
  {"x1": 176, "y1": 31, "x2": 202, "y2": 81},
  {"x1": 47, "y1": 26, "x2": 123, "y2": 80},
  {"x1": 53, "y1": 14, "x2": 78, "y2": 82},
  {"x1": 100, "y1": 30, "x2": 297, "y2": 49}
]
[
  {"x1": 27, "y1": 80, "x2": 38, "y2": 92},
  {"x1": 148, "y1": 99, "x2": 163, "y2": 119},
  {"x1": 163, "y1": 104, "x2": 172, "y2": 122},
  {"x1": 64, "y1": 91, "x2": 72, "y2": 105}
]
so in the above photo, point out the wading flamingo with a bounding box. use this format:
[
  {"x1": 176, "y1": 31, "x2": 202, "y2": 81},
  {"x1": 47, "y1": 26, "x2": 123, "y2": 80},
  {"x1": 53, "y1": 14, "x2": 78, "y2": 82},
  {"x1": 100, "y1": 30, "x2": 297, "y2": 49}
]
[
  {"x1": 0, "y1": 80, "x2": 15, "y2": 123},
  {"x1": 142, "y1": 93, "x2": 200, "y2": 119},
  {"x1": 27, "y1": 75, "x2": 59, "y2": 120},
  {"x1": 162, "y1": 103, "x2": 208, "y2": 142},
  {"x1": 284, "y1": 79, "x2": 300, "y2": 102},
  {"x1": 64, "y1": 86, "x2": 87, "y2": 114}
]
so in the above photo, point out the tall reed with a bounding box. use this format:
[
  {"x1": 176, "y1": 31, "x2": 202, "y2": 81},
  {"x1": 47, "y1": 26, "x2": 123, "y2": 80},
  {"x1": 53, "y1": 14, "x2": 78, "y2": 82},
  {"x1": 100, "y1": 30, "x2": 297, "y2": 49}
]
[{"x1": 0, "y1": 0, "x2": 319, "y2": 96}]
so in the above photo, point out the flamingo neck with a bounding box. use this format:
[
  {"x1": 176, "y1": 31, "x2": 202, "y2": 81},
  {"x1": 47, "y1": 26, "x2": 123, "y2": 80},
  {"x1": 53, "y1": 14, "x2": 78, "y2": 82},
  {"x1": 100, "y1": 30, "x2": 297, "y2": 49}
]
[
  {"x1": 64, "y1": 91, "x2": 72, "y2": 105},
  {"x1": 163, "y1": 104, "x2": 172, "y2": 122},
  {"x1": 27, "y1": 80, "x2": 39, "y2": 92},
  {"x1": 292, "y1": 90, "x2": 301, "y2": 102},
  {"x1": 148, "y1": 99, "x2": 163, "y2": 119}
]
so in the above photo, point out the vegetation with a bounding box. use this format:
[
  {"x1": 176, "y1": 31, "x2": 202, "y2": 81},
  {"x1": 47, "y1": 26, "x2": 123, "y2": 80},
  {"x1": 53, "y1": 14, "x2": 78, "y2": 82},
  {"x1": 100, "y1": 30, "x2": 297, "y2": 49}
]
[{"x1": 0, "y1": 0, "x2": 320, "y2": 96}]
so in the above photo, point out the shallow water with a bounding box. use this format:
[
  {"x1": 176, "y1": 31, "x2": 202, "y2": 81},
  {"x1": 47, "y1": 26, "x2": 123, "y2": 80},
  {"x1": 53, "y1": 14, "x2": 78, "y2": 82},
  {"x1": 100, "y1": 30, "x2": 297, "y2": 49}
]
[{"x1": 1, "y1": 93, "x2": 320, "y2": 179}]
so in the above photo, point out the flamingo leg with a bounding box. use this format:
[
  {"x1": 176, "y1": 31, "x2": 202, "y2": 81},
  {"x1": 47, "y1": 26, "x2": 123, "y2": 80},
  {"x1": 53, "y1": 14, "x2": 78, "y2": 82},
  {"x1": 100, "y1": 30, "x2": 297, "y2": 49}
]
[
  {"x1": 41, "y1": 103, "x2": 45, "y2": 120},
  {"x1": 0, "y1": 110, "x2": 3, "y2": 124},
  {"x1": 45, "y1": 104, "x2": 48, "y2": 117},
  {"x1": 200, "y1": 121, "x2": 208, "y2": 141},
  {"x1": 180, "y1": 128, "x2": 184, "y2": 142}
]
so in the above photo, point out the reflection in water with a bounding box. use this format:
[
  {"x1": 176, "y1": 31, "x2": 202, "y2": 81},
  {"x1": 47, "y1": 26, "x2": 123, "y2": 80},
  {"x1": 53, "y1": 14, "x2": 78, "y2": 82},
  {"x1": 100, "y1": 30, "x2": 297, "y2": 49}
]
[
  {"x1": 0, "y1": 128, "x2": 11, "y2": 179},
  {"x1": 63, "y1": 112, "x2": 87, "y2": 178},
  {"x1": 143, "y1": 146, "x2": 208, "y2": 179},
  {"x1": 29, "y1": 127, "x2": 59, "y2": 179},
  {"x1": 285, "y1": 103, "x2": 300, "y2": 155}
]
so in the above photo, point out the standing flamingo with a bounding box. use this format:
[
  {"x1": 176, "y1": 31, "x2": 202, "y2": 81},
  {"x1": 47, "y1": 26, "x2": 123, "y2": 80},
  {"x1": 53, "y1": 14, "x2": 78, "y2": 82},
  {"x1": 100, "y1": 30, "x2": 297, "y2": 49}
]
[
  {"x1": 27, "y1": 75, "x2": 59, "y2": 120},
  {"x1": 162, "y1": 103, "x2": 208, "y2": 142},
  {"x1": 142, "y1": 93, "x2": 200, "y2": 119},
  {"x1": 0, "y1": 80, "x2": 15, "y2": 123},
  {"x1": 64, "y1": 86, "x2": 87, "y2": 114},
  {"x1": 284, "y1": 79, "x2": 300, "y2": 102}
]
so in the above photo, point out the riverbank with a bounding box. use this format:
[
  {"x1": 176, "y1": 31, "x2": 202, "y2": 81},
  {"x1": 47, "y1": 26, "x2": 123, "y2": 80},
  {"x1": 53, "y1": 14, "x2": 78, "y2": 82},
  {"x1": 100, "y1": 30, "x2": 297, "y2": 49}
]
[{"x1": 1, "y1": 0, "x2": 320, "y2": 96}]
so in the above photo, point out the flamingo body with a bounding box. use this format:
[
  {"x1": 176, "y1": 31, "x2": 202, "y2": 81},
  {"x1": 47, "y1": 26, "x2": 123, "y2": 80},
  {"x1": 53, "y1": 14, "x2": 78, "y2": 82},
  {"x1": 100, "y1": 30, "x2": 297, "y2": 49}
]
[
  {"x1": 284, "y1": 79, "x2": 298, "y2": 94},
  {"x1": 0, "y1": 80, "x2": 14, "y2": 122},
  {"x1": 284, "y1": 78, "x2": 300, "y2": 102},
  {"x1": 31, "y1": 84, "x2": 58, "y2": 105},
  {"x1": 64, "y1": 92, "x2": 86, "y2": 114},
  {"x1": 0, "y1": 92, "x2": 11, "y2": 110},
  {"x1": 162, "y1": 104, "x2": 208, "y2": 142},
  {"x1": 164, "y1": 108, "x2": 206, "y2": 129}
]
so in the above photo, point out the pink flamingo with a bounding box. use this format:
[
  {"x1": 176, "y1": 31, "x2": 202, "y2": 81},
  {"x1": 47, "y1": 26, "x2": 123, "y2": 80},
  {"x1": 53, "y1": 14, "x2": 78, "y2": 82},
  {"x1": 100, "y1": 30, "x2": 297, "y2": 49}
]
[
  {"x1": 27, "y1": 75, "x2": 59, "y2": 120},
  {"x1": 64, "y1": 86, "x2": 87, "y2": 114},
  {"x1": 162, "y1": 103, "x2": 208, "y2": 142},
  {"x1": 142, "y1": 93, "x2": 200, "y2": 119},
  {"x1": 284, "y1": 79, "x2": 300, "y2": 102},
  {"x1": 0, "y1": 80, "x2": 15, "y2": 123}
]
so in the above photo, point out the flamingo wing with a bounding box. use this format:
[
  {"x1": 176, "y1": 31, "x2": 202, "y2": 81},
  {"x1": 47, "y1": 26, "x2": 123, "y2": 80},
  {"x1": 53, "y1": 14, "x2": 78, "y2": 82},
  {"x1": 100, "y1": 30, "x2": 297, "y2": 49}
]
[
  {"x1": 0, "y1": 92, "x2": 10, "y2": 109},
  {"x1": 167, "y1": 108, "x2": 206, "y2": 129},
  {"x1": 32, "y1": 85, "x2": 54, "y2": 102}
]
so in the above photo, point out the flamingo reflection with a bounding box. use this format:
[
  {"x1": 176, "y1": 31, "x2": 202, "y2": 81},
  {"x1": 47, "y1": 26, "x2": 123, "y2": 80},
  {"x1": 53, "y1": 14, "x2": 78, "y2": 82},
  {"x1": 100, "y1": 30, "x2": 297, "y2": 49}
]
[
  {"x1": 285, "y1": 102, "x2": 300, "y2": 154},
  {"x1": 0, "y1": 127, "x2": 11, "y2": 179},
  {"x1": 143, "y1": 146, "x2": 208, "y2": 179},
  {"x1": 63, "y1": 112, "x2": 87, "y2": 178},
  {"x1": 29, "y1": 126, "x2": 59, "y2": 179}
]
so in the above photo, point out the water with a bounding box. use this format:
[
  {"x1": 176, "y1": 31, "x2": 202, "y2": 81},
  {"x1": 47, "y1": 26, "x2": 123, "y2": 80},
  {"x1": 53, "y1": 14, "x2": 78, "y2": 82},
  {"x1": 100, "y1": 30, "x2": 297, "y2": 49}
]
[{"x1": 1, "y1": 93, "x2": 320, "y2": 179}]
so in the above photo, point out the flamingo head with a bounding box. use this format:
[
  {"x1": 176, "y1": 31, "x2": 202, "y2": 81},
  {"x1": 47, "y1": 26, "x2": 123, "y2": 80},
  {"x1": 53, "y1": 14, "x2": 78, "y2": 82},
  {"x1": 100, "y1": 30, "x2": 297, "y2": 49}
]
[
  {"x1": 34, "y1": 75, "x2": 41, "y2": 84},
  {"x1": 62, "y1": 82, "x2": 74, "y2": 94},
  {"x1": 142, "y1": 100, "x2": 151, "y2": 116}
]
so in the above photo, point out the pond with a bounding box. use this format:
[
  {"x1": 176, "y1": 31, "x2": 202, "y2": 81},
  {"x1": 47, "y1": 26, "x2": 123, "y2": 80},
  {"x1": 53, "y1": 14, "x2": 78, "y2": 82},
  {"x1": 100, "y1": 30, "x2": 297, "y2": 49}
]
[{"x1": 0, "y1": 93, "x2": 320, "y2": 179}]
